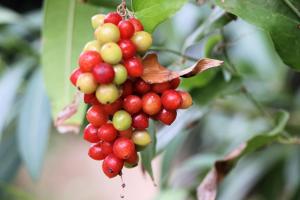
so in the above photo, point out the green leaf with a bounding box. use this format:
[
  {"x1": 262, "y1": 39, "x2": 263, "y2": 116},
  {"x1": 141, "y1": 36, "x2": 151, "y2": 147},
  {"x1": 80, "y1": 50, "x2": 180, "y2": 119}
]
[
  {"x1": 17, "y1": 69, "x2": 51, "y2": 180},
  {"x1": 0, "y1": 183, "x2": 33, "y2": 200},
  {"x1": 132, "y1": 0, "x2": 188, "y2": 33},
  {"x1": 215, "y1": 0, "x2": 300, "y2": 70},
  {"x1": 42, "y1": 0, "x2": 99, "y2": 126}
]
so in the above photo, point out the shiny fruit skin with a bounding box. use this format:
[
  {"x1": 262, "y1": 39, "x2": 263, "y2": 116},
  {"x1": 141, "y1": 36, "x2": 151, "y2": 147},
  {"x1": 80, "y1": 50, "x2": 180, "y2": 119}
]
[
  {"x1": 129, "y1": 18, "x2": 144, "y2": 32},
  {"x1": 132, "y1": 130, "x2": 151, "y2": 146},
  {"x1": 161, "y1": 90, "x2": 182, "y2": 110},
  {"x1": 92, "y1": 63, "x2": 115, "y2": 84},
  {"x1": 100, "y1": 42, "x2": 122, "y2": 64},
  {"x1": 134, "y1": 78, "x2": 151, "y2": 94},
  {"x1": 102, "y1": 98, "x2": 123, "y2": 116},
  {"x1": 118, "y1": 39, "x2": 136, "y2": 59},
  {"x1": 119, "y1": 128, "x2": 133, "y2": 139},
  {"x1": 79, "y1": 51, "x2": 102, "y2": 72},
  {"x1": 131, "y1": 31, "x2": 152, "y2": 52},
  {"x1": 157, "y1": 109, "x2": 177, "y2": 125},
  {"x1": 113, "y1": 64, "x2": 128, "y2": 85},
  {"x1": 123, "y1": 56, "x2": 143, "y2": 77},
  {"x1": 121, "y1": 80, "x2": 133, "y2": 98},
  {"x1": 98, "y1": 123, "x2": 118, "y2": 142},
  {"x1": 178, "y1": 91, "x2": 193, "y2": 109},
  {"x1": 83, "y1": 123, "x2": 100, "y2": 143},
  {"x1": 152, "y1": 81, "x2": 171, "y2": 94},
  {"x1": 96, "y1": 84, "x2": 120, "y2": 104},
  {"x1": 132, "y1": 113, "x2": 149, "y2": 129},
  {"x1": 86, "y1": 105, "x2": 108, "y2": 127},
  {"x1": 125, "y1": 151, "x2": 139, "y2": 168},
  {"x1": 88, "y1": 142, "x2": 112, "y2": 160},
  {"x1": 76, "y1": 73, "x2": 98, "y2": 94},
  {"x1": 142, "y1": 92, "x2": 162, "y2": 115},
  {"x1": 123, "y1": 95, "x2": 142, "y2": 114},
  {"x1": 104, "y1": 12, "x2": 122, "y2": 25},
  {"x1": 112, "y1": 110, "x2": 132, "y2": 131},
  {"x1": 95, "y1": 23, "x2": 120, "y2": 43},
  {"x1": 118, "y1": 20, "x2": 135, "y2": 39},
  {"x1": 91, "y1": 14, "x2": 105, "y2": 29},
  {"x1": 170, "y1": 77, "x2": 181, "y2": 89},
  {"x1": 83, "y1": 40, "x2": 102, "y2": 53},
  {"x1": 113, "y1": 138, "x2": 135, "y2": 159},
  {"x1": 84, "y1": 93, "x2": 100, "y2": 105},
  {"x1": 102, "y1": 154, "x2": 124, "y2": 178},
  {"x1": 70, "y1": 68, "x2": 82, "y2": 86}
]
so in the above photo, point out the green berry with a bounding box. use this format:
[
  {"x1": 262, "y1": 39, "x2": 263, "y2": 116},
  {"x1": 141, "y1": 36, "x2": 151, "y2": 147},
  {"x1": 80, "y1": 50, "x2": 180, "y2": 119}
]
[
  {"x1": 100, "y1": 42, "x2": 122, "y2": 64},
  {"x1": 76, "y1": 73, "x2": 98, "y2": 94},
  {"x1": 96, "y1": 83, "x2": 120, "y2": 104},
  {"x1": 83, "y1": 40, "x2": 102, "y2": 53},
  {"x1": 95, "y1": 23, "x2": 120, "y2": 43},
  {"x1": 91, "y1": 14, "x2": 105, "y2": 29},
  {"x1": 131, "y1": 31, "x2": 152, "y2": 52},
  {"x1": 132, "y1": 130, "x2": 151, "y2": 146},
  {"x1": 113, "y1": 64, "x2": 128, "y2": 85},
  {"x1": 112, "y1": 110, "x2": 132, "y2": 131}
]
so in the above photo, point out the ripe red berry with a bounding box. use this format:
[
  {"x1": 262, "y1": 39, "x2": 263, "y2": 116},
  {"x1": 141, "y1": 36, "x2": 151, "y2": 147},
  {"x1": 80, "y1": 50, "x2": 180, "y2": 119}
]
[
  {"x1": 125, "y1": 151, "x2": 139, "y2": 167},
  {"x1": 132, "y1": 113, "x2": 149, "y2": 129},
  {"x1": 157, "y1": 109, "x2": 177, "y2": 125},
  {"x1": 121, "y1": 80, "x2": 133, "y2": 97},
  {"x1": 104, "y1": 12, "x2": 122, "y2": 25},
  {"x1": 113, "y1": 138, "x2": 135, "y2": 159},
  {"x1": 123, "y1": 95, "x2": 142, "y2": 114},
  {"x1": 123, "y1": 56, "x2": 143, "y2": 77},
  {"x1": 118, "y1": 39, "x2": 136, "y2": 59},
  {"x1": 102, "y1": 154, "x2": 124, "y2": 178},
  {"x1": 118, "y1": 20, "x2": 135, "y2": 39},
  {"x1": 119, "y1": 128, "x2": 133, "y2": 139},
  {"x1": 88, "y1": 142, "x2": 112, "y2": 160},
  {"x1": 98, "y1": 123, "x2": 118, "y2": 142},
  {"x1": 178, "y1": 91, "x2": 193, "y2": 109},
  {"x1": 161, "y1": 90, "x2": 182, "y2": 110},
  {"x1": 86, "y1": 105, "x2": 108, "y2": 127},
  {"x1": 92, "y1": 63, "x2": 115, "y2": 84},
  {"x1": 79, "y1": 51, "x2": 102, "y2": 72},
  {"x1": 83, "y1": 124, "x2": 100, "y2": 143},
  {"x1": 84, "y1": 93, "x2": 100, "y2": 105},
  {"x1": 102, "y1": 98, "x2": 123, "y2": 115},
  {"x1": 70, "y1": 68, "x2": 82, "y2": 86},
  {"x1": 170, "y1": 77, "x2": 181, "y2": 89},
  {"x1": 129, "y1": 18, "x2": 144, "y2": 32},
  {"x1": 152, "y1": 82, "x2": 171, "y2": 94},
  {"x1": 134, "y1": 78, "x2": 151, "y2": 94},
  {"x1": 142, "y1": 92, "x2": 162, "y2": 115}
]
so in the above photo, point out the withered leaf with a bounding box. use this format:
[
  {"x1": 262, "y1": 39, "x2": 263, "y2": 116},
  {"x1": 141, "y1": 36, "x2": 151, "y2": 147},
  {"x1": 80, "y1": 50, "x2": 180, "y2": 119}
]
[{"x1": 141, "y1": 53, "x2": 223, "y2": 84}]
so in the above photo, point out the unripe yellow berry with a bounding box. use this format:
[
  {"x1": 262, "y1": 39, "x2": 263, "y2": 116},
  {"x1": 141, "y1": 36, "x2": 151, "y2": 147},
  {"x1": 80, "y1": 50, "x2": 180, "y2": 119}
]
[
  {"x1": 83, "y1": 40, "x2": 102, "y2": 53},
  {"x1": 100, "y1": 42, "x2": 122, "y2": 64},
  {"x1": 95, "y1": 23, "x2": 120, "y2": 43},
  {"x1": 131, "y1": 31, "x2": 152, "y2": 52},
  {"x1": 91, "y1": 14, "x2": 105, "y2": 29},
  {"x1": 76, "y1": 73, "x2": 98, "y2": 94}
]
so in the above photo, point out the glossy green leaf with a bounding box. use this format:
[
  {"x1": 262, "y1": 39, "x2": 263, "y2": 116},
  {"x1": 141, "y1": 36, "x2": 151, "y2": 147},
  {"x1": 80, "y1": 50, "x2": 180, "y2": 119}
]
[
  {"x1": 132, "y1": 0, "x2": 188, "y2": 33},
  {"x1": 17, "y1": 70, "x2": 51, "y2": 179},
  {"x1": 215, "y1": 0, "x2": 300, "y2": 70},
  {"x1": 42, "y1": 0, "x2": 99, "y2": 126}
]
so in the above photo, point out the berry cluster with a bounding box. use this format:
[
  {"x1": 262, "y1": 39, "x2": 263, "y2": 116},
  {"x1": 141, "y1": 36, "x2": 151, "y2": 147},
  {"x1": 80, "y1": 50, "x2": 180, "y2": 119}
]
[{"x1": 69, "y1": 12, "x2": 192, "y2": 178}]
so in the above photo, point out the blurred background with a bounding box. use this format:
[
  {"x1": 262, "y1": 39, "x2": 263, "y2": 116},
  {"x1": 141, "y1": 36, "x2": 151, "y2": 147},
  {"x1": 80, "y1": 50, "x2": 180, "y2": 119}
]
[{"x1": 0, "y1": 0, "x2": 300, "y2": 200}]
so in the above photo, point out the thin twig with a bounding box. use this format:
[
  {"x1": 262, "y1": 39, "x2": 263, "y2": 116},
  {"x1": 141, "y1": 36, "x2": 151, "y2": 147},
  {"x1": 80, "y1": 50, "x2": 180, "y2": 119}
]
[
  {"x1": 283, "y1": 0, "x2": 300, "y2": 19},
  {"x1": 149, "y1": 47, "x2": 199, "y2": 62}
]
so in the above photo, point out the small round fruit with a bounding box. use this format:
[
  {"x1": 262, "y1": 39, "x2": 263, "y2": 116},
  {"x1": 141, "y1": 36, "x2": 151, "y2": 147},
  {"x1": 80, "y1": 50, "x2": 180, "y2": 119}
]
[
  {"x1": 104, "y1": 12, "x2": 122, "y2": 25},
  {"x1": 79, "y1": 51, "x2": 102, "y2": 72},
  {"x1": 113, "y1": 138, "x2": 135, "y2": 159},
  {"x1": 86, "y1": 105, "x2": 108, "y2": 127},
  {"x1": 92, "y1": 63, "x2": 115, "y2": 84},
  {"x1": 95, "y1": 23, "x2": 120, "y2": 43},
  {"x1": 112, "y1": 110, "x2": 132, "y2": 131},
  {"x1": 113, "y1": 64, "x2": 128, "y2": 85},
  {"x1": 91, "y1": 14, "x2": 105, "y2": 29},
  {"x1": 142, "y1": 92, "x2": 162, "y2": 115},
  {"x1": 131, "y1": 31, "x2": 152, "y2": 52},
  {"x1": 100, "y1": 42, "x2": 122, "y2": 64},
  {"x1": 132, "y1": 130, "x2": 151, "y2": 146},
  {"x1": 132, "y1": 113, "x2": 149, "y2": 129},
  {"x1": 102, "y1": 98, "x2": 123, "y2": 115},
  {"x1": 118, "y1": 20, "x2": 135, "y2": 39},
  {"x1": 83, "y1": 124, "x2": 100, "y2": 143},
  {"x1": 161, "y1": 90, "x2": 182, "y2": 110},
  {"x1": 157, "y1": 109, "x2": 177, "y2": 125},
  {"x1": 88, "y1": 142, "x2": 112, "y2": 160},
  {"x1": 83, "y1": 40, "x2": 102, "y2": 53},
  {"x1": 129, "y1": 18, "x2": 144, "y2": 31},
  {"x1": 98, "y1": 123, "x2": 118, "y2": 142},
  {"x1": 125, "y1": 151, "x2": 139, "y2": 168},
  {"x1": 119, "y1": 128, "x2": 133, "y2": 139},
  {"x1": 178, "y1": 91, "x2": 193, "y2": 109},
  {"x1": 76, "y1": 73, "x2": 98, "y2": 94},
  {"x1": 170, "y1": 77, "x2": 181, "y2": 89},
  {"x1": 123, "y1": 95, "x2": 142, "y2": 114},
  {"x1": 123, "y1": 56, "x2": 143, "y2": 77},
  {"x1": 118, "y1": 39, "x2": 136, "y2": 59},
  {"x1": 121, "y1": 80, "x2": 133, "y2": 98},
  {"x1": 152, "y1": 82, "x2": 171, "y2": 94},
  {"x1": 134, "y1": 78, "x2": 151, "y2": 94},
  {"x1": 70, "y1": 68, "x2": 82, "y2": 86},
  {"x1": 84, "y1": 93, "x2": 100, "y2": 105},
  {"x1": 102, "y1": 154, "x2": 124, "y2": 178},
  {"x1": 96, "y1": 84, "x2": 120, "y2": 104}
]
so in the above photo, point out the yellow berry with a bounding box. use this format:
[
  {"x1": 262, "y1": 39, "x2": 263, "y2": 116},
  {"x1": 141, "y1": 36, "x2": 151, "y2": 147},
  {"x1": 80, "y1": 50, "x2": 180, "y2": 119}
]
[
  {"x1": 76, "y1": 73, "x2": 97, "y2": 94},
  {"x1": 83, "y1": 40, "x2": 102, "y2": 53},
  {"x1": 100, "y1": 42, "x2": 122, "y2": 64},
  {"x1": 131, "y1": 31, "x2": 152, "y2": 52},
  {"x1": 95, "y1": 23, "x2": 120, "y2": 43},
  {"x1": 91, "y1": 14, "x2": 105, "y2": 29}
]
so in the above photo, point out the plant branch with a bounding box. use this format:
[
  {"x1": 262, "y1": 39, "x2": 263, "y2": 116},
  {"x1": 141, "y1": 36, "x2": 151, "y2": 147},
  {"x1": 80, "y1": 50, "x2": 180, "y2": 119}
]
[
  {"x1": 283, "y1": 0, "x2": 300, "y2": 19},
  {"x1": 149, "y1": 47, "x2": 199, "y2": 62}
]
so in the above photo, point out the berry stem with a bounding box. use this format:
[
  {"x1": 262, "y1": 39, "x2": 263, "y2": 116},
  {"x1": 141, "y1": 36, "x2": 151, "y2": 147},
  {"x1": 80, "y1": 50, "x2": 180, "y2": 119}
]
[{"x1": 283, "y1": 0, "x2": 300, "y2": 19}]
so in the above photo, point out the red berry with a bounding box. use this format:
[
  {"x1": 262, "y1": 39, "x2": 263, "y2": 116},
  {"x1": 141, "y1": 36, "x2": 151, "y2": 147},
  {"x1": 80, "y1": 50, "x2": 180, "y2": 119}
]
[
  {"x1": 170, "y1": 77, "x2": 181, "y2": 89},
  {"x1": 178, "y1": 91, "x2": 193, "y2": 109},
  {"x1": 152, "y1": 82, "x2": 171, "y2": 94},
  {"x1": 79, "y1": 51, "x2": 102, "y2": 72},
  {"x1": 102, "y1": 154, "x2": 124, "y2": 178},
  {"x1": 125, "y1": 151, "x2": 139, "y2": 166},
  {"x1": 134, "y1": 78, "x2": 150, "y2": 94},
  {"x1": 104, "y1": 12, "x2": 122, "y2": 25},
  {"x1": 113, "y1": 138, "x2": 135, "y2": 159},
  {"x1": 123, "y1": 56, "x2": 143, "y2": 77},
  {"x1": 157, "y1": 109, "x2": 177, "y2": 125},
  {"x1": 118, "y1": 20, "x2": 135, "y2": 39},
  {"x1": 92, "y1": 63, "x2": 115, "y2": 84},
  {"x1": 84, "y1": 93, "x2": 100, "y2": 105},
  {"x1": 88, "y1": 142, "x2": 112, "y2": 160},
  {"x1": 161, "y1": 90, "x2": 182, "y2": 110},
  {"x1": 118, "y1": 39, "x2": 136, "y2": 59},
  {"x1": 86, "y1": 105, "x2": 108, "y2": 127},
  {"x1": 121, "y1": 80, "x2": 133, "y2": 97},
  {"x1": 83, "y1": 124, "x2": 100, "y2": 143},
  {"x1": 119, "y1": 128, "x2": 133, "y2": 139},
  {"x1": 132, "y1": 113, "x2": 149, "y2": 129},
  {"x1": 70, "y1": 68, "x2": 82, "y2": 86},
  {"x1": 102, "y1": 98, "x2": 123, "y2": 115},
  {"x1": 123, "y1": 95, "x2": 142, "y2": 114},
  {"x1": 142, "y1": 92, "x2": 162, "y2": 115},
  {"x1": 98, "y1": 123, "x2": 118, "y2": 142},
  {"x1": 129, "y1": 18, "x2": 144, "y2": 32}
]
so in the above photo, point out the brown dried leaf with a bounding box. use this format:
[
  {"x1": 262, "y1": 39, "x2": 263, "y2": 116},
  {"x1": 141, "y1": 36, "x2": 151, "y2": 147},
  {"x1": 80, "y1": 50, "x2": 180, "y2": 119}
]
[{"x1": 141, "y1": 53, "x2": 223, "y2": 84}]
